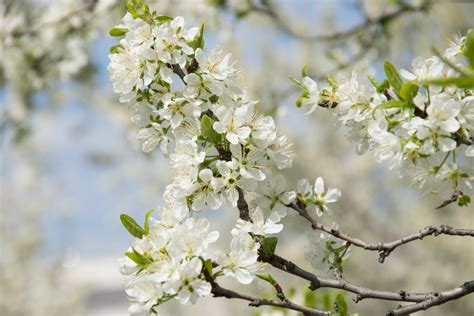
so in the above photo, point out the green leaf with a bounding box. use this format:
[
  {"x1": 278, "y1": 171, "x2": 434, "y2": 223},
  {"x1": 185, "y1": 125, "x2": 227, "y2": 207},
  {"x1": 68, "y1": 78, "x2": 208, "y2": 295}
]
[
  {"x1": 201, "y1": 115, "x2": 221, "y2": 144},
  {"x1": 458, "y1": 194, "x2": 471, "y2": 207},
  {"x1": 109, "y1": 44, "x2": 123, "y2": 54},
  {"x1": 120, "y1": 214, "x2": 145, "y2": 238},
  {"x1": 256, "y1": 274, "x2": 277, "y2": 286},
  {"x1": 399, "y1": 81, "x2": 419, "y2": 103},
  {"x1": 301, "y1": 65, "x2": 309, "y2": 77},
  {"x1": 126, "y1": 0, "x2": 152, "y2": 22},
  {"x1": 109, "y1": 27, "x2": 128, "y2": 37},
  {"x1": 304, "y1": 290, "x2": 317, "y2": 308},
  {"x1": 376, "y1": 79, "x2": 390, "y2": 94},
  {"x1": 384, "y1": 61, "x2": 403, "y2": 93},
  {"x1": 465, "y1": 29, "x2": 474, "y2": 68},
  {"x1": 336, "y1": 294, "x2": 348, "y2": 316},
  {"x1": 290, "y1": 76, "x2": 306, "y2": 90},
  {"x1": 190, "y1": 24, "x2": 205, "y2": 50},
  {"x1": 155, "y1": 15, "x2": 173, "y2": 24},
  {"x1": 372, "y1": 100, "x2": 405, "y2": 118},
  {"x1": 144, "y1": 209, "x2": 154, "y2": 234},
  {"x1": 422, "y1": 76, "x2": 474, "y2": 89},
  {"x1": 261, "y1": 237, "x2": 278, "y2": 255},
  {"x1": 125, "y1": 248, "x2": 152, "y2": 267},
  {"x1": 204, "y1": 259, "x2": 213, "y2": 275}
]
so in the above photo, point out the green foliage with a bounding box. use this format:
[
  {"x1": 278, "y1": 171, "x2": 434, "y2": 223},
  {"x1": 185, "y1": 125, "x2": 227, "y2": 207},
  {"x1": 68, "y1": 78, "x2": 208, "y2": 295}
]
[
  {"x1": 422, "y1": 76, "x2": 474, "y2": 89},
  {"x1": 125, "y1": 248, "x2": 152, "y2": 267},
  {"x1": 144, "y1": 209, "x2": 154, "y2": 234},
  {"x1": 201, "y1": 115, "x2": 221, "y2": 144},
  {"x1": 109, "y1": 44, "x2": 123, "y2": 54},
  {"x1": 368, "y1": 75, "x2": 390, "y2": 94},
  {"x1": 463, "y1": 29, "x2": 474, "y2": 68},
  {"x1": 301, "y1": 65, "x2": 309, "y2": 77},
  {"x1": 203, "y1": 258, "x2": 213, "y2": 275},
  {"x1": 261, "y1": 237, "x2": 278, "y2": 255},
  {"x1": 336, "y1": 294, "x2": 348, "y2": 316},
  {"x1": 109, "y1": 27, "x2": 128, "y2": 37},
  {"x1": 126, "y1": 0, "x2": 152, "y2": 22},
  {"x1": 372, "y1": 100, "x2": 405, "y2": 118},
  {"x1": 458, "y1": 194, "x2": 471, "y2": 207},
  {"x1": 399, "y1": 81, "x2": 419, "y2": 104},
  {"x1": 155, "y1": 15, "x2": 173, "y2": 24},
  {"x1": 120, "y1": 213, "x2": 145, "y2": 238},
  {"x1": 256, "y1": 274, "x2": 277, "y2": 286},
  {"x1": 384, "y1": 61, "x2": 403, "y2": 94},
  {"x1": 189, "y1": 24, "x2": 205, "y2": 50}
]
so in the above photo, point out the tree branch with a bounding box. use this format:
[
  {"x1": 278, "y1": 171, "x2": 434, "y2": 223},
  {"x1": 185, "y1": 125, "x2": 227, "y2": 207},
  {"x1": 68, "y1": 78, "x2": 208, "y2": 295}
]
[
  {"x1": 211, "y1": 282, "x2": 330, "y2": 316},
  {"x1": 288, "y1": 203, "x2": 474, "y2": 262},
  {"x1": 252, "y1": 0, "x2": 431, "y2": 42},
  {"x1": 387, "y1": 281, "x2": 474, "y2": 316}
]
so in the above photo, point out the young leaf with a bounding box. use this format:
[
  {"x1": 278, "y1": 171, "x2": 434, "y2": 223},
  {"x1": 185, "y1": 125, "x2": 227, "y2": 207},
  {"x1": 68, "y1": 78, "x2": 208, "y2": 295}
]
[
  {"x1": 109, "y1": 44, "x2": 123, "y2": 54},
  {"x1": 144, "y1": 209, "x2": 154, "y2": 234},
  {"x1": 190, "y1": 24, "x2": 205, "y2": 50},
  {"x1": 399, "y1": 81, "x2": 419, "y2": 103},
  {"x1": 301, "y1": 65, "x2": 309, "y2": 77},
  {"x1": 384, "y1": 61, "x2": 403, "y2": 93},
  {"x1": 336, "y1": 294, "x2": 348, "y2": 316},
  {"x1": 261, "y1": 237, "x2": 278, "y2": 255},
  {"x1": 125, "y1": 248, "x2": 152, "y2": 267},
  {"x1": 458, "y1": 194, "x2": 471, "y2": 207},
  {"x1": 155, "y1": 15, "x2": 173, "y2": 24},
  {"x1": 126, "y1": 0, "x2": 151, "y2": 21},
  {"x1": 371, "y1": 100, "x2": 405, "y2": 118},
  {"x1": 464, "y1": 29, "x2": 474, "y2": 68},
  {"x1": 120, "y1": 214, "x2": 145, "y2": 238},
  {"x1": 201, "y1": 115, "x2": 221, "y2": 144},
  {"x1": 256, "y1": 274, "x2": 277, "y2": 286},
  {"x1": 109, "y1": 27, "x2": 128, "y2": 37},
  {"x1": 203, "y1": 259, "x2": 213, "y2": 275}
]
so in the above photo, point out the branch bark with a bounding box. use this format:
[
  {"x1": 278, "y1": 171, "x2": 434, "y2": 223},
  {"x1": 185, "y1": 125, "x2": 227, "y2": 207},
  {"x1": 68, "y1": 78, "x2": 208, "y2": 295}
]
[
  {"x1": 211, "y1": 282, "x2": 330, "y2": 316},
  {"x1": 251, "y1": 0, "x2": 431, "y2": 42},
  {"x1": 289, "y1": 203, "x2": 474, "y2": 262},
  {"x1": 387, "y1": 281, "x2": 474, "y2": 316}
]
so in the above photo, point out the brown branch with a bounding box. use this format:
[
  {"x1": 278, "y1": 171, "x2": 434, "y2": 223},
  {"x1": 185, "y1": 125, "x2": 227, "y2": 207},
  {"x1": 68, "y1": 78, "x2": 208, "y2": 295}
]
[
  {"x1": 387, "y1": 281, "x2": 474, "y2": 316},
  {"x1": 233, "y1": 184, "x2": 473, "y2": 314},
  {"x1": 252, "y1": 0, "x2": 431, "y2": 42},
  {"x1": 211, "y1": 282, "x2": 330, "y2": 316},
  {"x1": 288, "y1": 203, "x2": 474, "y2": 263}
]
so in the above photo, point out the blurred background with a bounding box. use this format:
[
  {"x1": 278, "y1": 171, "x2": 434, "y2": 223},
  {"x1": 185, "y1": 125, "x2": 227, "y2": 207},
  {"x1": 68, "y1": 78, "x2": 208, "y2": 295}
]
[{"x1": 1, "y1": 0, "x2": 473, "y2": 315}]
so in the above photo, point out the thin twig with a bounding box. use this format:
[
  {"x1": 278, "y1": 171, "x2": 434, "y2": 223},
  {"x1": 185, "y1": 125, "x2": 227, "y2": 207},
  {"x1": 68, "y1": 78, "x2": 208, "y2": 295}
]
[
  {"x1": 387, "y1": 281, "x2": 474, "y2": 316},
  {"x1": 211, "y1": 282, "x2": 330, "y2": 316},
  {"x1": 288, "y1": 203, "x2": 474, "y2": 263},
  {"x1": 252, "y1": 0, "x2": 431, "y2": 42}
]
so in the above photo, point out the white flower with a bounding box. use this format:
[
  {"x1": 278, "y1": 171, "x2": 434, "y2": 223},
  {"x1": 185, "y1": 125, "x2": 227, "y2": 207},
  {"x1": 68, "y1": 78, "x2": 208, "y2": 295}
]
[
  {"x1": 368, "y1": 124, "x2": 402, "y2": 169},
  {"x1": 426, "y1": 93, "x2": 461, "y2": 133},
  {"x1": 195, "y1": 47, "x2": 237, "y2": 81},
  {"x1": 216, "y1": 232, "x2": 263, "y2": 284},
  {"x1": 163, "y1": 258, "x2": 212, "y2": 304},
  {"x1": 213, "y1": 103, "x2": 253, "y2": 145},
  {"x1": 399, "y1": 56, "x2": 444, "y2": 81},
  {"x1": 304, "y1": 232, "x2": 349, "y2": 273},
  {"x1": 311, "y1": 177, "x2": 341, "y2": 216},
  {"x1": 254, "y1": 175, "x2": 295, "y2": 219},
  {"x1": 301, "y1": 77, "x2": 320, "y2": 115},
  {"x1": 191, "y1": 169, "x2": 223, "y2": 211},
  {"x1": 137, "y1": 122, "x2": 166, "y2": 153},
  {"x1": 235, "y1": 207, "x2": 283, "y2": 236}
]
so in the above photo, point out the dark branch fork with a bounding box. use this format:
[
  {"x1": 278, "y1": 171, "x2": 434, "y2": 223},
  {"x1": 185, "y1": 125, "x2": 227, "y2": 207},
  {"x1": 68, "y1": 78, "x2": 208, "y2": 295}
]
[{"x1": 288, "y1": 202, "x2": 474, "y2": 263}]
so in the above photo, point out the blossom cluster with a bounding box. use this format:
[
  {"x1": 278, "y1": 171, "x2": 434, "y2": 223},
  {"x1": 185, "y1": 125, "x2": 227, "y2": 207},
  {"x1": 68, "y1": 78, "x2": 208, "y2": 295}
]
[
  {"x1": 109, "y1": 2, "x2": 345, "y2": 312},
  {"x1": 293, "y1": 35, "x2": 473, "y2": 206}
]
